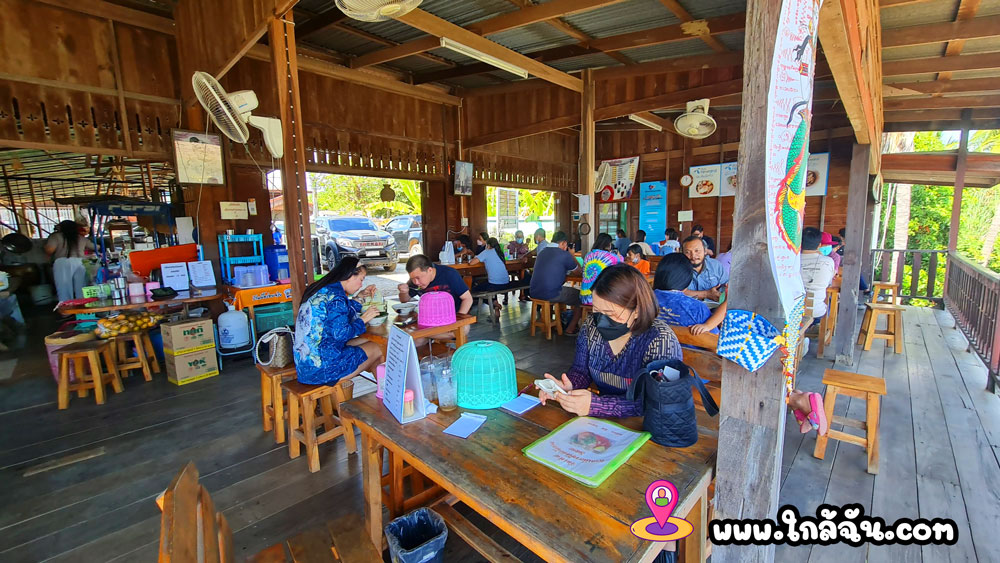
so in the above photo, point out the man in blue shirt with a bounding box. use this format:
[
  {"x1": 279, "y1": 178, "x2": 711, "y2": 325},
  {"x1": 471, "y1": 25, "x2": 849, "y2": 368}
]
[
  {"x1": 529, "y1": 231, "x2": 584, "y2": 333},
  {"x1": 614, "y1": 229, "x2": 631, "y2": 256},
  {"x1": 398, "y1": 254, "x2": 473, "y2": 344},
  {"x1": 529, "y1": 228, "x2": 549, "y2": 256},
  {"x1": 681, "y1": 236, "x2": 728, "y2": 301}
]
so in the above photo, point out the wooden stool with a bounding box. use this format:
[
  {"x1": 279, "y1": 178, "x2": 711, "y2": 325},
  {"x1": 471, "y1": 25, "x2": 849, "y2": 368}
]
[
  {"x1": 857, "y1": 303, "x2": 904, "y2": 353},
  {"x1": 816, "y1": 287, "x2": 839, "y2": 357},
  {"x1": 580, "y1": 304, "x2": 593, "y2": 323},
  {"x1": 813, "y1": 369, "x2": 887, "y2": 474},
  {"x1": 282, "y1": 379, "x2": 357, "y2": 472},
  {"x1": 529, "y1": 299, "x2": 565, "y2": 340},
  {"x1": 57, "y1": 340, "x2": 124, "y2": 409},
  {"x1": 113, "y1": 331, "x2": 159, "y2": 381},
  {"x1": 871, "y1": 282, "x2": 900, "y2": 305},
  {"x1": 258, "y1": 363, "x2": 297, "y2": 444}
]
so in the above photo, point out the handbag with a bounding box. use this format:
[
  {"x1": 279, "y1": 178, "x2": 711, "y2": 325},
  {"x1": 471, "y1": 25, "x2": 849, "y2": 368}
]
[
  {"x1": 627, "y1": 358, "x2": 718, "y2": 447},
  {"x1": 717, "y1": 309, "x2": 780, "y2": 372},
  {"x1": 255, "y1": 327, "x2": 294, "y2": 368}
]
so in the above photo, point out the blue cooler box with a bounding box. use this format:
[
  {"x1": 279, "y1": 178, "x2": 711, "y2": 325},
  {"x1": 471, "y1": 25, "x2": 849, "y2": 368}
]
[{"x1": 263, "y1": 245, "x2": 289, "y2": 281}]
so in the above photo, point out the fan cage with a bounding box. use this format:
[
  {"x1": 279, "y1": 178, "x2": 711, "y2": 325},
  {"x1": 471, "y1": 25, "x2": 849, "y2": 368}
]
[
  {"x1": 453, "y1": 341, "x2": 517, "y2": 409},
  {"x1": 192, "y1": 72, "x2": 250, "y2": 143},
  {"x1": 334, "y1": 0, "x2": 421, "y2": 22}
]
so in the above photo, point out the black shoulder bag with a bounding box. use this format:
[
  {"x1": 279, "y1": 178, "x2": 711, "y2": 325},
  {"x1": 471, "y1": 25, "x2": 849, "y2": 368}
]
[{"x1": 626, "y1": 358, "x2": 718, "y2": 447}]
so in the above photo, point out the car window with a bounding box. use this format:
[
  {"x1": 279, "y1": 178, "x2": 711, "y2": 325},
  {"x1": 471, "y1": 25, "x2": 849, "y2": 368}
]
[
  {"x1": 412, "y1": 217, "x2": 421, "y2": 227},
  {"x1": 326, "y1": 218, "x2": 377, "y2": 231},
  {"x1": 386, "y1": 218, "x2": 403, "y2": 230}
]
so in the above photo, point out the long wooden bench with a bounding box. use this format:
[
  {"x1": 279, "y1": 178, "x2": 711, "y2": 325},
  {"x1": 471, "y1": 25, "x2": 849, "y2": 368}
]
[
  {"x1": 158, "y1": 462, "x2": 380, "y2": 563},
  {"x1": 671, "y1": 326, "x2": 723, "y2": 409}
]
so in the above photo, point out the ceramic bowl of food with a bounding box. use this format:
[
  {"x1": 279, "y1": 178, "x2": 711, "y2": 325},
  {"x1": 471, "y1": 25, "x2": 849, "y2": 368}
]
[
  {"x1": 392, "y1": 302, "x2": 417, "y2": 315},
  {"x1": 368, "y1": 313, "x2": 389, "y2": 327}
]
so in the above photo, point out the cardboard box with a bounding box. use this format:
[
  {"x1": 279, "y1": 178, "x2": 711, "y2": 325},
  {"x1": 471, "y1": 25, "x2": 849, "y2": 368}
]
[
  {"x1": 166, "y1": 348, "x2": 219, "y2": 385},
  {"x1": 162, "y1": 318, "x2": 215, "y2": 355}
]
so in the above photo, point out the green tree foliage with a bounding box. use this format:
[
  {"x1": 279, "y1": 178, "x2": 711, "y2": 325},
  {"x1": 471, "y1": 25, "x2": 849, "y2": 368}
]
[
  {"x1": 485, "y1": 186, "x2": 554, "y2": 244},
  {"x1": 310, "y1": 174, "x2": 422, "y2": 218}
]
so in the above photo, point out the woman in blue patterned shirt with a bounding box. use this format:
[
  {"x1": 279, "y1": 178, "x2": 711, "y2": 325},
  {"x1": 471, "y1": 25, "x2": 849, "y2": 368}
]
[
  {"x1": 652, "y1": 253, "x2": 714, "y2": 331},
  {"x1": 293, "y1": 257, "x2": 384, "y2": 385},
  {"x1": 538, "y1": 265, "x2": 682, "y2": 418}
]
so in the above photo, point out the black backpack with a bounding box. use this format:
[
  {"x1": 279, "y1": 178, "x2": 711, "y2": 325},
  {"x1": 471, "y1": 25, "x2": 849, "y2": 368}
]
[{"x1": 626, "y1": 358, "x2": 718, "y2": 447}]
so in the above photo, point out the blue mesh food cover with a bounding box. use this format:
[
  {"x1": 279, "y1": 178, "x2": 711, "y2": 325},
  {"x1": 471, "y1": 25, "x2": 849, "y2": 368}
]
[{"x1": 452, "y1": 341, "x2": 517, "y2": 409}]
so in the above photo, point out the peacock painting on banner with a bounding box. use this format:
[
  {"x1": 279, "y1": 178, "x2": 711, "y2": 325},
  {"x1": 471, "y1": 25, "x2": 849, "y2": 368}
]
[
  {"x1": 595, "y1": 157, "x2": 640, "y2": 203},
  {"x1": 764, "y1": 0, "x2": 823, "y2": 389}
]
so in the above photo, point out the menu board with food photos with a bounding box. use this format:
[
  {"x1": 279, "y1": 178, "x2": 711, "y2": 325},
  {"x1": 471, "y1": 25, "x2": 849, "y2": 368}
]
[
  {"x1": 689, "y1": 164, "x2": 722, "y2": 198},
  {"x1": 805, "y1": 152, "x2": 830, "y2": 196},
  {"x1": 721, "y1": 162, "x2": 738, "y2": 197}
]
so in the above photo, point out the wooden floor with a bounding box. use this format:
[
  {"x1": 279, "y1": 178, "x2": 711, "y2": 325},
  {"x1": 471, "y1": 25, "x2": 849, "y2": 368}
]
[{"x1": 0, "y1": 301, "x2": 997, "y2": 561}]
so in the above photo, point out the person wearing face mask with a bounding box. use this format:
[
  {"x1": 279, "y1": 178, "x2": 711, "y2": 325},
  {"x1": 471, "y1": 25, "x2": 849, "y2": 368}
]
[
  {"x1": 506, "y1": 230, "x2": 529, "y2": 259},
  {"x1": 475, "y1": 232, "x2": 488, "y2": 255},
  {"x1": 537, "y1": 265, "x2": 683, "y2": 417},
  {"x1": 821, "y1": 232, "x2": 841, "y2": 271},
  {"x1": 293, "y1": 256, "x2": 383, "y2": 385},
  {"x1": 625, "y1": 244, "x2": 650, "y2": 275},
  {"x1": 452, "y1": 234, "x2": 475, "y2": 262},
  {"x1": 800, "y1": 227, "x2": 836, "y2": 323}
]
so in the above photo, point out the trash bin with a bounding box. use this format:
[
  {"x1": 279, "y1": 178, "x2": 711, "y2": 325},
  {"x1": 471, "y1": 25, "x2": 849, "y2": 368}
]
[{"x1": 384, "y1": 508, "x2": 448, "y2": 563}]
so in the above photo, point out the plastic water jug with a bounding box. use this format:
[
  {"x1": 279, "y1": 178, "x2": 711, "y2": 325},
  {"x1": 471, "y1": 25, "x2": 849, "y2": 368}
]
[{"x1": 218, "y1": 303, "x2": 250, "y2": 349}]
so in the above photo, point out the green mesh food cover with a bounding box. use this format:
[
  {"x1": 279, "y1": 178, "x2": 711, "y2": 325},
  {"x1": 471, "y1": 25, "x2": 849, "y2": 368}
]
[{"x1": 452, "y1": 340, "x2": 517, "y2": 409}]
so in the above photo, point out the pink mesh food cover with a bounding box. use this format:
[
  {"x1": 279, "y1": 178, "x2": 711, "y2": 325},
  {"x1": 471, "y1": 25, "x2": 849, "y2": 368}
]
[{"x1": 417, "y1": 291, "x2": 456, "y2": 327}]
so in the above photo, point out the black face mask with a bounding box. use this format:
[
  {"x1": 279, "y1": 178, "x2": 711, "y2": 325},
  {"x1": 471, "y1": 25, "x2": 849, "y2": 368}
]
[{"x1": 592, "y1": 312, "x2": 630, "y2": 341}]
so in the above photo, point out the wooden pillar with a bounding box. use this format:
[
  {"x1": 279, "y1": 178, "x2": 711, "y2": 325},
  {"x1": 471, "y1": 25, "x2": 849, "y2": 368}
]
[
  {"x1": 859, "y1": 181, "x2": 877, "y2": 286},
  {"x1": 712, "y1": 3, "x2": 786, "y2": 560},
  {"x1": 833, "y1": 143, "x2": 873, "y2": 366},
  {"x1": 269, "y1": 14, "x2": 313, "y2": 311},
  {"x1": 579, "y1": 68, "x2": 595, "y2": 251},
  {"x1": 947, "y1": 114, "x2": 971, "y2": 253}
]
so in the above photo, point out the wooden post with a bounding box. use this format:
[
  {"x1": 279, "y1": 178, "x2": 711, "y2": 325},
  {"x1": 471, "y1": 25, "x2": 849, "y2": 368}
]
[
  {"x1": 270, "y1": 14, "x2": 314, "y2": 311},
  {"x1": 947, "y1": 114, "x2": 971, "y2": 253},
  {"x1": 833, "y1": 143, "x2": 873, "y2": 366},
  {"x1": 859, "y1": 181, "x2": 877, "y2": 286},
  {"x1": 579, "y1": 68, "x2": 596, "y2": 251},
  {"x1": 1, "y1": 164, "x2": 19, "y2": 234},
  {"x1": 712, "y1": 3, "x2": 786, "y2": 560}
]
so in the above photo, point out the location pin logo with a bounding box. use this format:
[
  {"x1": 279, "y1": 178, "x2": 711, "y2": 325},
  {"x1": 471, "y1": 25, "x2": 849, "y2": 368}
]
[{"x1": 645, "y1": 480, "x2": 679, "y2": 528}]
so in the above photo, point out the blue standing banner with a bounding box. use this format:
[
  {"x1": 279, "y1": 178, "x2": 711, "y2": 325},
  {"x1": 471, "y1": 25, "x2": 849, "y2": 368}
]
[{"x1": 639, "y1": 181, "x2": 667, "y2": 247}]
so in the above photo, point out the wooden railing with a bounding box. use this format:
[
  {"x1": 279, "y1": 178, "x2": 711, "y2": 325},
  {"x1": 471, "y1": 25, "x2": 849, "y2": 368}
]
[
  {"x1": 870, "y1": 249, "x2": 947, "y2": 304},
  {"x1": 944, "y1": 253, "x2": 1000, "y2": 392}
]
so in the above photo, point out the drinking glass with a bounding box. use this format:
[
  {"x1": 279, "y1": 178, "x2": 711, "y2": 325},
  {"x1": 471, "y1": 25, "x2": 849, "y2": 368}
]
[{"x1": 436, "y1": 368, "x2": 457, "y2": 411}]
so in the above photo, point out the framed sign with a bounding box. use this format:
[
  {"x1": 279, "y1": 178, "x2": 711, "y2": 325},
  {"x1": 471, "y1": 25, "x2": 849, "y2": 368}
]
[
  {"x1": 805, "y1": 152, "x2": 830, "y2": 196},
  {"x1": 721, "y1": 162, "x2": 738, "y2": 197},
  {"x1": 454, "y1": 161, "x2": 473, "y2": 196},
  {"x1": 689, "y1": 164, "x2": 722, "y2": 198},
  {"x1": 639, "y1": 181, "x2": 667, "y2": 243},
  {"x1": 172, "y1": 130, "x2": 225, "y2": 185}
]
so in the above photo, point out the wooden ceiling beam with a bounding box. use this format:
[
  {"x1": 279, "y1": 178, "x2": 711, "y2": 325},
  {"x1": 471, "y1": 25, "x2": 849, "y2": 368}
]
[
  {"x1": 295, "y1": 7, "x2": 348, "y2": 38},
  {"x1": 34, "y1": 0, "x2": 174, "y2": 34},
  {"x1": 395, "y1": 9, "x2": 583, "y2": 92},
  {"x1": 883, "y1": 52, "x2": 1000, "y2": 76},
  {"x1": 504, "y1": 0, "x2": 636, "y2": 65},
  {"x1": 879, "y1": 0, "x2": 936, "y2": 8},
  {"x1": 656, "y1": 0, "x2": 729, "y2": 52},
  {"x1": 884, "y1": 77, "x2": 1000, "y2": 96},
  {"x1": 328, "y1": 19, "x2": 457, "y2": 69},
  {"x1": 415, "y1": 13, "x2": 746, "y2": 85},
  {"x1": 938, "y1": 0, "x2": 982, "y2": 80},
  {"x1": 882, "y1": 15, "x2": 1000, "y2": 48},
  {"x1": 352, "y1": 0, "x2": 626, "y2": 68},
  {"x1": 593, "y1": 78, "x2": 744, "y2": 121},
  {"x1": 884, "y1": 94, "x2": 1000, "y2": 110},
  {"x1": 883, "y1": 107, "x2": 1000, "y2": 122},
  {"x1": 595, "y1": 52, "x2": 744, "y2": 80},
  {"x1": 882, "y1": 152, "x2": 1000, "y2": 175}
]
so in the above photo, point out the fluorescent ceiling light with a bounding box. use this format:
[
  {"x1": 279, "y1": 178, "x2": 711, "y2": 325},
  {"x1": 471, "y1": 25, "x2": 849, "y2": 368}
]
[
  {"x1": 439, "y1": 37, "x2": 529, "y2": 79},
  {"x1": 628, "y1": 114, "x2": 663, "y2": 132}
]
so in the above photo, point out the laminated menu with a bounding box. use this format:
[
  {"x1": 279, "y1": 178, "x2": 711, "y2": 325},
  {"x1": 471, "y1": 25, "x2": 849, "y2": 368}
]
[{"x1": 523, "y1": 417, "x2": 650, "y2": 488}]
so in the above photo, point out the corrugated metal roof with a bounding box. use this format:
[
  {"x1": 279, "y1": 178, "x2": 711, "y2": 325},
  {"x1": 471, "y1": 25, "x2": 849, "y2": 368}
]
[
  {"x1": 426, "y1": 46, "x2": 478, "y2": 66},
  {"x1": 305, "y1": 27, "x2": 387, "y2": 56},
  {"x1": 884, "y1": 73, "x2": 938, "y2": 84},
  {"x1": 549, "y1": 53, "x2": 622, "y2": 72},
  {"x1": 488, "y1": 22, "x2": 580, "y2": 54},
  {"x1": 387, "y1": 55, "x2": 452, "y2": 74},
  {"x1": 717, "y1": 31, "x2": 745, "y2": 52},
  {"x1": 680, "y1": 0, "x2": 747, "y2": 20},
  {"x1": 880, "y1": 43, "x2": 945, "y2": 60},
  {"x1": 338, "y1": 0, "x2": 518, "y2": 45},
  {"x1": 961, "y1": 36, "x2": 1000, "y2": 54},
  {"x1": 620, "y1": 39, "x2": 714, "y2": 63},
  {"x1": 880, "y1": 0, "x2": 960, "y2": 29},
  {"x1": 561, "y1": 0, "x2": 679, "y2": 39}
]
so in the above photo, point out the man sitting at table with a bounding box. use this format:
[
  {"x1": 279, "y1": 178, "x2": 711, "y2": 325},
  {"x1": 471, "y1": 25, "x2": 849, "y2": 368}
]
[
  {"x1": 529, "y1": 231, "x2": 584, "y2": 334},
  {"x1": 681, "y1": 236, "x2": 728, "y2": 301},
  {"x1": 398, "y1": 254, "x2": 473, "y2": 343},
  {"x1": 452, "y1": 234, "x2": 475, "y2": 262},
  {"x1": 691, "y1": 224, "x2": 716, "y2": 257},
  {"x1": 800, "y1": 227, "x2": 836, "y2": 324},
  {"x1": 506, "y1": 230, "x2": 529, "y2": 259},
  {"x1": 528, "y1": 228, "x2": 549, "y2": 256}
]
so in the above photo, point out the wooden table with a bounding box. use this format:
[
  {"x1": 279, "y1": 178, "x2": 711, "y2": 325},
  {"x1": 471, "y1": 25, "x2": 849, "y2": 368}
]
[
  {"x1": 440, "y1": 259, "x2": 532, "y2": 289},
  {"x1": 56, "y1": 289, "x2": 225, "y2": 316},
  {"x1": 566, "y1": 272, "x2": 655, "y2": 286},
  {"x1": 340, "y1": 369, "x2": 717, "y2": 563},
  {"x1": 363, "y1": 312, "x2": 477, "y2": 357}
]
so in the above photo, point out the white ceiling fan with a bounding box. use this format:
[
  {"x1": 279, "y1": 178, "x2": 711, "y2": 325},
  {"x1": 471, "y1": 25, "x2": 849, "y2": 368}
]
[
  {"x1": 674, "y1": 98, "x2": 718, "y2": 140},
  {"x1": 335, "y1": 0, "x2": 423, "y2": 22},
  {"x1": 191, "y1": 71, "x2": 284, "y2": 159}
]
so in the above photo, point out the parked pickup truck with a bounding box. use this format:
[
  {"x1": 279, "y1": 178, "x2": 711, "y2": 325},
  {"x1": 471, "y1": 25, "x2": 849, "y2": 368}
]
[
  {"x1": 383, "y1": 214, "x2": 423, "y2": 256},
  {"x1": 315, "y1": 216, "x2": 398, "y2": 272}
]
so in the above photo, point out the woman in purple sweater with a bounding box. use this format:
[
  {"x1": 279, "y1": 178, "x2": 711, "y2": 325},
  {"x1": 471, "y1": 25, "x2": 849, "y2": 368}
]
[{"x1": 538, "y1": 265, "x2": 683, "y2": 418}]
